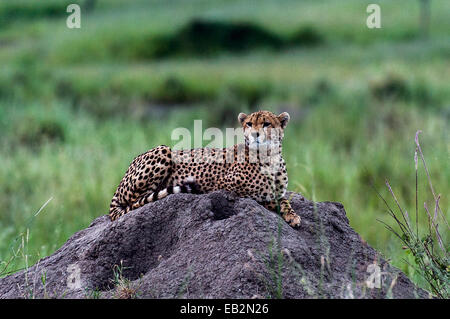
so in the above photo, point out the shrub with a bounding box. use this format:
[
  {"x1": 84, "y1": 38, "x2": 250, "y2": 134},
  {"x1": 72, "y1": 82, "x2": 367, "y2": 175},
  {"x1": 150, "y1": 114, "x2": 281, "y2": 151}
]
[
  {"x1": 290, "y1": 26, "x2": 324, "y2": 47},
  {"x1": 14, "y1": 117, "x2": 65, "y2": 150},
  {"x1": 370, "y1": 73, "x2": 411, "y2": 101},
  {"x1": 0, "y1": 0, "x2": 85, "y2": 27},
  {"x1": 377, "y1": 131, "x2": 449, "y2": 298}
]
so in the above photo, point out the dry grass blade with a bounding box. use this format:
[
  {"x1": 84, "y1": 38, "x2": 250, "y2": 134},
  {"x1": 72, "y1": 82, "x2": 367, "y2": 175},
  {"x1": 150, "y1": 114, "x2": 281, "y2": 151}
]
[
  {"x1": 415, "y1": 130, "x2": 448, "y2": 230},
  {"x1": 424, "y1": 197, "x2": 446, "y2": 255},
  {"x1": 371, "y1": 183, "x2": 409, "y2": 235},
  {"x1": 385, "y1": 180, "x2": 411, "y2": 230}
]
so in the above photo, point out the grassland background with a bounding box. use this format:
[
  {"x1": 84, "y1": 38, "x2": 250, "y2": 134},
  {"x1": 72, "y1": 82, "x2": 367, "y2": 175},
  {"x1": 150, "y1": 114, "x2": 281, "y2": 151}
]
[{"x1": 0, "y1": 0, "x2": 448, "y2": 294}]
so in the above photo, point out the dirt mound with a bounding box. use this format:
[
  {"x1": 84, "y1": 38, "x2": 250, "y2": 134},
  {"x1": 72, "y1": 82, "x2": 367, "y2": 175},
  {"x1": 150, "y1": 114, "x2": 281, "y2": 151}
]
[{"x1": 0, "y1": 191, "x2": 429, "y2": 299}]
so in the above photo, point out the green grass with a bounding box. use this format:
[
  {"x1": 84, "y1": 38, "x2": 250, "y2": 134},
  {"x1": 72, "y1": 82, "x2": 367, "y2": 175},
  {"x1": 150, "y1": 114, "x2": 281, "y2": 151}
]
[{"x1": 0, "y1": 0, "x2": 448, "y2": 295}]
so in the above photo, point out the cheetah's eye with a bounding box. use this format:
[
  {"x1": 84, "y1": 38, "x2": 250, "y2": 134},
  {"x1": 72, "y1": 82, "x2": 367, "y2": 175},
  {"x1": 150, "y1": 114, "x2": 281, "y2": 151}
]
[
  {"x1": 263, "y1": 122, "x2": 271, "y2": 127},
  {"x1": 246, "y1": 122, "x2": 252, "y2": 127}
]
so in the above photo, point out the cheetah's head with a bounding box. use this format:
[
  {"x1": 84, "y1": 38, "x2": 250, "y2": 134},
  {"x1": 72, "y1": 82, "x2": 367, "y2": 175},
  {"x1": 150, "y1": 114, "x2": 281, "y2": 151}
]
[{"x1": 238, "y1": 110, "x2": 290, "y2": 150}]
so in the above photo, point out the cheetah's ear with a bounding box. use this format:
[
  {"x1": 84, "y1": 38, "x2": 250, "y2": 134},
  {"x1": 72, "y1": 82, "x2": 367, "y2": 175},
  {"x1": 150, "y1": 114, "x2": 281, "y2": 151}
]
[
  {"x1": 238, "y1": 113, "x2": 248, "y2": 125},
  {"x1": 278, "y1": 112, "x2": 290, "y2": 129}
]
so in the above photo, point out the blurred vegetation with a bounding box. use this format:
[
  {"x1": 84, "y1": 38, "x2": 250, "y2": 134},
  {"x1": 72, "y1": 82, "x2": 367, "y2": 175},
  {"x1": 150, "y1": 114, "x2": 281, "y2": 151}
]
[{"x1": 0, "y1": 0, "x2": 448, "y2": 294}]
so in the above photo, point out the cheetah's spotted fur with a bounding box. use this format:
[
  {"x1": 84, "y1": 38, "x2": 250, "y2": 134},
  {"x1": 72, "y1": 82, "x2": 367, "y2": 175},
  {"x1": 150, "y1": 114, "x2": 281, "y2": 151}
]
[{"x1": 109, "y1": 111, "x2": 301, "y2": 227}]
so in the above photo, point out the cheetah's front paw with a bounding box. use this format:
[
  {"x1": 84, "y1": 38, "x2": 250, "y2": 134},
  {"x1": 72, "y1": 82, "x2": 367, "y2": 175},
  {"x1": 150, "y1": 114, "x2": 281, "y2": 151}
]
[{"x1": 283, "y1": 210, "x2": 301, "y2": 228}]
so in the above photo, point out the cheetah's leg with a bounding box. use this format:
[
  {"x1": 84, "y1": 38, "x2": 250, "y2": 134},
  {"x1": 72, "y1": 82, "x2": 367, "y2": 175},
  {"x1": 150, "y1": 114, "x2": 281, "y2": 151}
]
[
  {"x1": 263, "y1": 197, "x2": 301, "y2": 228},
  {"x1": 109, "y1": 145, "x2": 173, "y2": 221}
]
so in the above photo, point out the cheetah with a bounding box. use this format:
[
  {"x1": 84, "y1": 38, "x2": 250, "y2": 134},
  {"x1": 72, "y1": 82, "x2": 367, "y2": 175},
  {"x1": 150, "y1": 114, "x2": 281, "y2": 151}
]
[{"x1": 109, "y1": 110, "x2": 301, "y2": 227}]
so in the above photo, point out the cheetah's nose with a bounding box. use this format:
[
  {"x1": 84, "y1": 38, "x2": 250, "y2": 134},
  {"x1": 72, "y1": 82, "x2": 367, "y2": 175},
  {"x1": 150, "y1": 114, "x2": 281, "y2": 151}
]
[{"x1": 251, "y1": 131, "x2": 259, "y2": 138}]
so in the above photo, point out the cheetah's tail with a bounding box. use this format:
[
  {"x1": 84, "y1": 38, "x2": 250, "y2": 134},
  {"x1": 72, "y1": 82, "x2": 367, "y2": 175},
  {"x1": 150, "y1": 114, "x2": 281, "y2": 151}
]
[
  {"x1": 109, "y1": 178, "x2": 201, "y2": 221},
  {"x1": 131, "y1": 177, "x2": 201, "y2": 213}
]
